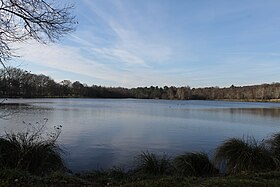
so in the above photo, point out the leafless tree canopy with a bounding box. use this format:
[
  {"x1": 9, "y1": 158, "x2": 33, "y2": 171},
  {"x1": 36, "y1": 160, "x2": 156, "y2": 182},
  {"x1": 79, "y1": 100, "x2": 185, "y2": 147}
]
[
  {"x1": 0, "y1": 0, "x2": 75, "y2": 118},
  {"x1": 0, "y1": 0, "x2": 76, "y2": 66}
]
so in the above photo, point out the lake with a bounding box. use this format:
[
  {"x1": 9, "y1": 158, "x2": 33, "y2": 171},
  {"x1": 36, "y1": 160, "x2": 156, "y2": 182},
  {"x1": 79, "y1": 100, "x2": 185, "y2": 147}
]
[{"x1": 0, "y1": 98, "x2": 280, "y2": 172}]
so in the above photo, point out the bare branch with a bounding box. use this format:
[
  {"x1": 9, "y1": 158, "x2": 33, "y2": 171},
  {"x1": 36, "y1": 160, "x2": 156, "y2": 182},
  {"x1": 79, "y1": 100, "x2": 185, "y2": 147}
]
[
  {"x1": 0, "y1": 0, "x2": 76, "y2": 64},
  {"x1": 0, "y1": 0, "x2": 76, "y2": 119}
]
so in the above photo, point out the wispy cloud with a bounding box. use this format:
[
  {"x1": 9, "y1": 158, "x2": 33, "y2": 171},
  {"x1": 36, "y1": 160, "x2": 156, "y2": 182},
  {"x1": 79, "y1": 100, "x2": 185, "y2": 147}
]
[
  {"x1": 81, "y1": 0, "x2": 174, "y2": 64},
  {"x1": 15, "y1": 41, "x2": 189, "y2": 87},
  {"x1": 91, "y1": 48, "x2": 148, "y2": 67},
  {"x1": 17, "y1": 42, "x2": 114, "y2": 80}
]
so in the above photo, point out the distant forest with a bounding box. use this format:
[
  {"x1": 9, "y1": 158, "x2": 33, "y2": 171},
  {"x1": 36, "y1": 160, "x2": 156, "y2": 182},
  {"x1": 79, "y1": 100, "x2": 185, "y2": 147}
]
[{"x1": 1, "y1": 67, "x2": 280, "y2": 101}]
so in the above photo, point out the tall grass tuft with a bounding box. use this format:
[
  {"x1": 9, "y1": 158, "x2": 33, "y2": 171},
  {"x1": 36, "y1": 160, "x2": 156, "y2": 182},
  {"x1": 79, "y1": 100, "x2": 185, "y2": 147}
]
[
  {"x1": 268, "y1": 132, "x2": 280, "y2": 158},
  {"x1": 135, "y1": 151, "x2": 171, "y2": 175},
  {"x1": 0, "y1": 120, "x2": 65, "y2": 175},
  {"x1": 214, "y1": 137, "x2": 278, "y2": 174},
  {"x1": 174, "y1": 152, "x2": 218, "y2": 177}
]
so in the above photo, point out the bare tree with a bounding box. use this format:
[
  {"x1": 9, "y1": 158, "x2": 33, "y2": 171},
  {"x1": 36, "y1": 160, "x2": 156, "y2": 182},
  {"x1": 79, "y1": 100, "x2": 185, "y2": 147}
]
[
  {"x1": 0, "y1": 0, "x2": 76, "y2": 118},
  {"x1": 0, "y1": 0, "x2": 76, "y2": 68}
]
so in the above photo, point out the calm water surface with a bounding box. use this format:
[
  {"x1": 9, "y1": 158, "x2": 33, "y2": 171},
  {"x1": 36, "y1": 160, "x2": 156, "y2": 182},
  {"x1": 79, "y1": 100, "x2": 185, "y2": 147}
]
[{"x1": 1, "y1": 98, "x2": 280, "y2": 171}]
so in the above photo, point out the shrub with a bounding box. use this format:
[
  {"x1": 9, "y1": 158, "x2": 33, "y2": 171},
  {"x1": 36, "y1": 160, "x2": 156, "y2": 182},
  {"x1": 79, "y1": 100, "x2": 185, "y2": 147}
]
[
  {"x1": 174, "y1": 152, "x2": 218, "y2": 177},
  {"x1": 135, "y1": 151, "x2": 172, "y2": 175},
  {"x1": 214, "y1": 137, "x2": 278, "y2": 174},
  {"x1": 0, "y1": 120, "x2": 65, "y2": 175}
]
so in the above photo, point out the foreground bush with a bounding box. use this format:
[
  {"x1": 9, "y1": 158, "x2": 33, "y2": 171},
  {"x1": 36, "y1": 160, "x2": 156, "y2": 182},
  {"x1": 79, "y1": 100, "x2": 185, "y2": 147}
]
[
  {"x1": 0, "y1": 121, "x2": 65, "y2": 175},
  {"x1": 174, "y1": 152, "x2": 218, "y2": 177},
  {"x1": 214, "y1": 137, "x2": 278, "y2": 174},
  {"x1": 135, "y1": 151, "x2": 172, "y2": 175}
]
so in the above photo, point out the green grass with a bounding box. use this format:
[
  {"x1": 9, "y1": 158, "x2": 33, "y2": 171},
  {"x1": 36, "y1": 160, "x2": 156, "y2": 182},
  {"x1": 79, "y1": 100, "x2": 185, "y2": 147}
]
[
  {"x1": 78, "y1": 167, "x2": 131, "y2": 186},
  {"x1": 121, "y1": 171, "x2": 280, "y2": 187},
  {"x1": 2, "y1": 169, "x2": 280, "y2": 187},
  {"x1": 0, "y1": 169, "x2": 89, "y2": 187}
]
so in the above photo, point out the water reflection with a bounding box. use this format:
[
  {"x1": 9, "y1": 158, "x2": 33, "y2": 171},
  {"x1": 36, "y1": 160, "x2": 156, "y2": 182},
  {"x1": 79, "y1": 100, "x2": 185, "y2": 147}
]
[
  {"x1": 0, "y1": 99, "x2": 280, "y2": 171},
  {"x1": 223, "y1": 108, "x2": 280, "y2": 118}
]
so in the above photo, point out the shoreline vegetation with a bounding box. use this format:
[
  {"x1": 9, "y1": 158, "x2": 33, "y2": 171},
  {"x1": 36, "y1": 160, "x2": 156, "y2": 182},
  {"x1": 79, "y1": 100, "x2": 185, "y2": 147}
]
[
  {"x1": 1, "y1": 125, "x2": 280, "y2": 186},
  {"x1": 218, "y1": 98, "x2": 280, "y2": 103},
  {"x1": 3, "y1": 97, "x2": 280, "y2": 103},
  {"x1": 1, "y1": 67, "x2": 280, "y2": 103}
]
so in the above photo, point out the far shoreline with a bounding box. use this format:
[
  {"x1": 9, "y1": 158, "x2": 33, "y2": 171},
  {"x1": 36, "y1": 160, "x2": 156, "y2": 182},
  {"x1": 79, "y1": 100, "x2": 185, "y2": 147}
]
[{"x1": 2, "y1": 97, "x2": 280, "y2": 103}]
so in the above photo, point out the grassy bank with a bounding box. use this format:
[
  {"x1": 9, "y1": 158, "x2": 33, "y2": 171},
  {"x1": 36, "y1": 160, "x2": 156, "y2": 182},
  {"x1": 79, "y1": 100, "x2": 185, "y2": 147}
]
[
  {"x1": 2, "y1": 169, "x2": 280, "y2": 187},
  {"x1": 1, "y1": 126, "x2": 280, "y2": 186}
]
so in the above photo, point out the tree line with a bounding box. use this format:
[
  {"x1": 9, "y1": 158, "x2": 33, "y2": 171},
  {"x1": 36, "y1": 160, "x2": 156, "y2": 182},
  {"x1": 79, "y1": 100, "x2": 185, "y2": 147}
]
[
  {"x1": 0, "y1": 67, "x2": 132, "y2": 98},
  {"x1": 1, "y1": 67, "x2": 280, "y2": 101}
]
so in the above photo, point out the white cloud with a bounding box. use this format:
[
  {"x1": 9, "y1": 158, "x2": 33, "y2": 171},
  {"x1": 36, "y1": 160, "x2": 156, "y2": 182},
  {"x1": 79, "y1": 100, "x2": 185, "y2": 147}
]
[
  {"x1": 14, "y1": 41, "x2": 190, "y2": 87},
  {"x1": 91, "y1": 47, "x2": 149, "y2": 67},
  {"x1": 16, "y1": 42, "x2": 116, "y2": 80}
]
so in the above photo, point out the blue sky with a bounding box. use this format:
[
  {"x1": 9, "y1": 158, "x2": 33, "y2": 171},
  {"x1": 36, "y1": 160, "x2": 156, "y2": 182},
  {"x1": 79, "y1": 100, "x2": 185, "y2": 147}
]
[{"x1": 13, "y1": 0, "x2": 280, "y2": 88}]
